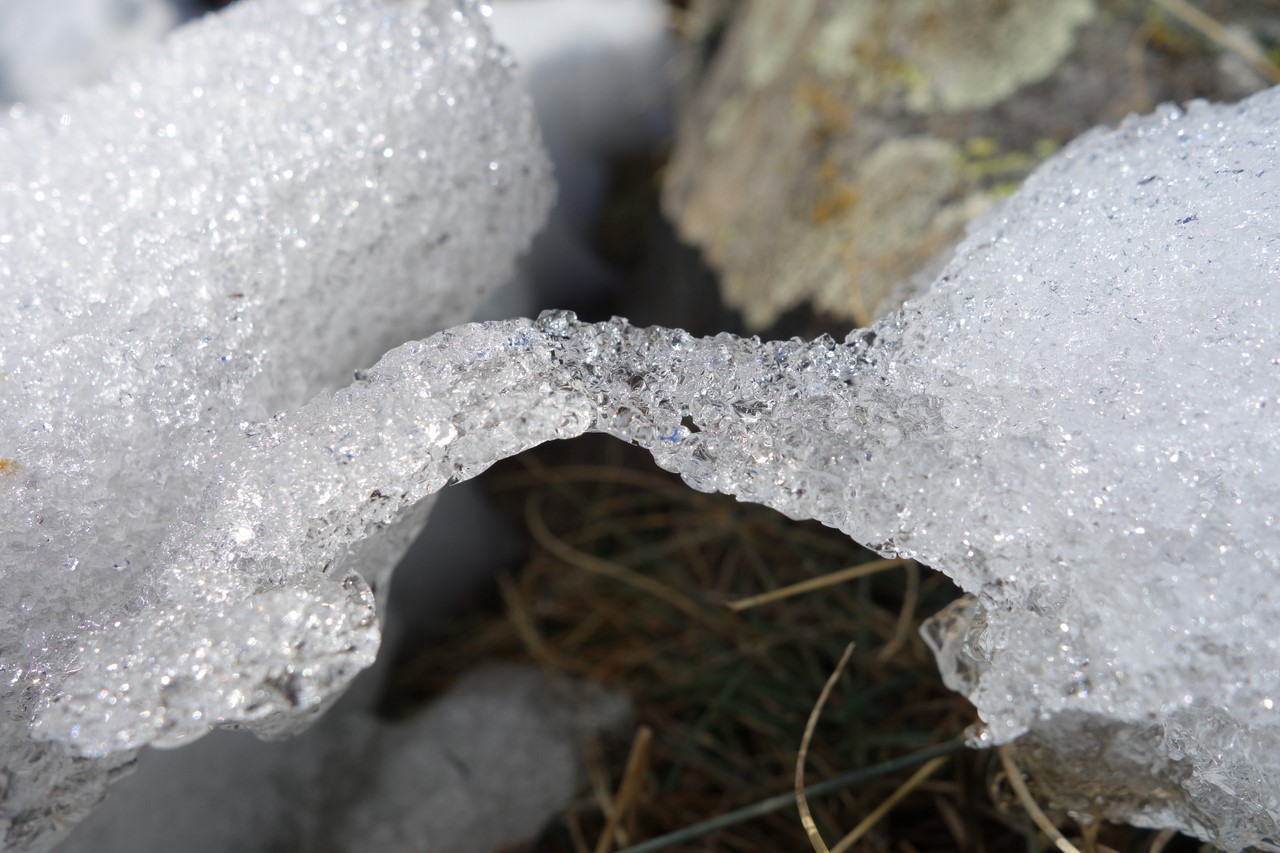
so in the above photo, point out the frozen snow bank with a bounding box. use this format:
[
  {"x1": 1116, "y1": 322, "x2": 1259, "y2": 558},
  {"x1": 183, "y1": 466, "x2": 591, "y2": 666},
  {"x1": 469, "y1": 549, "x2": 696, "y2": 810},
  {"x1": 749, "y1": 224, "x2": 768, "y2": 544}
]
[
  {"x1": 4, "y1": 0, "x2": 1280, "y2": 846},
  {"x1": 41, "y1": 90, "x2": 1280, "y2": 846},
  {"x1": 0, "y1": 0, "x2": 551, "y2": 848}
]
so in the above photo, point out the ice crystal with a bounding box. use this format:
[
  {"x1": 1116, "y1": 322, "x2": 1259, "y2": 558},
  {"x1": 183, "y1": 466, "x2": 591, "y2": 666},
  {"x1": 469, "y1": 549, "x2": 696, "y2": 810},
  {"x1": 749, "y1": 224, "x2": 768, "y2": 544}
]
[
  {"x1": 0, "y1": 0, "x2": 550, "y2": 847},
  {"x1": 2, "y1": 0, "x2": 1279, "y2": 845},
  {"x1": 41, "y1": 89, "x2": 1280, "y2": 847}
]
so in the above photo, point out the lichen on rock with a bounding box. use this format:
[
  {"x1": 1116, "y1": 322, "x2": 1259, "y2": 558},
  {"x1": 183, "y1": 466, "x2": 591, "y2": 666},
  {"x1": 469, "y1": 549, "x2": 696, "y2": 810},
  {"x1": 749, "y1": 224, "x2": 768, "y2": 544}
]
[{"x1": 664, "y1": 0, "x2": 1270, "y2": 329}]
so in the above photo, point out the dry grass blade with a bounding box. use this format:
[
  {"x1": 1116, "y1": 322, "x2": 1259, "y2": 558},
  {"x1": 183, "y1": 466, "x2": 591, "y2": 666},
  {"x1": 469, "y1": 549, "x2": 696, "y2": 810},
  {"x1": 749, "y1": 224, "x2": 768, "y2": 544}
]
[
  {"x1": 609, "y1": 740, "x2": 967, "y2": 853},
  {"x1": 828, "y1": 755, "x2": 950, "y2": 853},
  {"x1": 525, "y1": 494, "x2": 707, "y2": 621},
  {"x1": 594, "y1": 726, "x2": 654, "y2": 853},
  {"x1": 396, "y1": 437, "x2": 984, "y2": 851},
  {"x1": 1147, "y1": 828, "x2": 1176, "y2": 853},
  {"x1": 567, "y1": 809, "x2": 592, "y2": 853},
  {"x1": 796, "y1": 643, "x2": 856, "y2": 853},
  {"x1": 729, "y1": 560, "x2": 908, "y2": 611},
  {"x1": 998, "y1": 746, "x2": 1083, "y2": 853},
  {"x1": 876, "y1": 561, "x2": 920, "y2": 662},
  {"x1": 933, "y1": 794, "x2": 968, "y2": 849},
  {"x1": 1079, "y1": 814, "x2": 1100, "y2": 853},
  {"x1": 1152, "y1": 0, "x2": 1280, "y2": 83},
  {"x1": 498, "y1": 572, "x2": 571, "y2": 670}
]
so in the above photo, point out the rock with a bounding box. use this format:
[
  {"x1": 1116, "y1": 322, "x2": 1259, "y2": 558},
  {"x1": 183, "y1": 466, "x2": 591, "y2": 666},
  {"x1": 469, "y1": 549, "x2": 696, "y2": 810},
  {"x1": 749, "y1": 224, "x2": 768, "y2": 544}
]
[{"x1": 663, "y1": 0, "x2": 1272, "y2": 328}]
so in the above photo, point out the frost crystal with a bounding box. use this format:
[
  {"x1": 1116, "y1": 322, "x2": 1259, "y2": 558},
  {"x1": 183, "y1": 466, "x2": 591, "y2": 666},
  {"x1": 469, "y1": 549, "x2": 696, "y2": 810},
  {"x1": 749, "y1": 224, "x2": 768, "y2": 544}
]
[
  {"x1": 3, "y1": 0, "x2": 1279, "y2": 846},
  {"x1": 0, "y1": 0, "x2": 550, "y2": 848},
  {"x1": 37, "y1": 90, "x2": 1280, "y2": 847}
]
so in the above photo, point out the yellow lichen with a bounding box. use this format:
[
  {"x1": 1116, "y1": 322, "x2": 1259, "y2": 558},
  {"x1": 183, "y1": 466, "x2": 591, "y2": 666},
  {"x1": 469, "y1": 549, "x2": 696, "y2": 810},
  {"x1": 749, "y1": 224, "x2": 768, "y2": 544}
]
[
  {"x1": 954, "y1": 138, "x2": 1058, "y2": 185},
  {"x1": 795, "y1": 79, "x2": 851, "y2": 140},
  {"x1": 807, "y1": 158, "x2": 861, "y2": 226}
]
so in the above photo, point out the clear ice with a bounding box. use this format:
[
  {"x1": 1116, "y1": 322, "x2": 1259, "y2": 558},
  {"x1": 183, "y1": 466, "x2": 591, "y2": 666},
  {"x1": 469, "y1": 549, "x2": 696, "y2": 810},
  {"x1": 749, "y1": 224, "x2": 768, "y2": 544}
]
[
  {"x1": 0, "y1": 0, "x2": 551, "y2": 848},
  {"x1": 2, "y1": 1, "x2": 1280, "y2": 850}
]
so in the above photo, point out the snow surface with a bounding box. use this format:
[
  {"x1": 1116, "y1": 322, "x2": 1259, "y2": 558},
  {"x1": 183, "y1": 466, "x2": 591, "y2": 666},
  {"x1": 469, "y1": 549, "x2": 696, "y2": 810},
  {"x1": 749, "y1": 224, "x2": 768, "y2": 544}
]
[
  {"x1": 0, "y1": 0, "x2": 551, "y2": 848},
  {"x1": 3, "y1": 0, "x2": 1280, "y2": 847}
]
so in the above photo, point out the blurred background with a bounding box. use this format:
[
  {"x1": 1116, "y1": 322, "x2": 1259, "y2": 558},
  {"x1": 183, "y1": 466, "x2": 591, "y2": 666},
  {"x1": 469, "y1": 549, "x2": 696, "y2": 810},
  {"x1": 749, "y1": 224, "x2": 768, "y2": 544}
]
[{"x1": 4, "y1": 1, "x2": 1277, "y2": 850}]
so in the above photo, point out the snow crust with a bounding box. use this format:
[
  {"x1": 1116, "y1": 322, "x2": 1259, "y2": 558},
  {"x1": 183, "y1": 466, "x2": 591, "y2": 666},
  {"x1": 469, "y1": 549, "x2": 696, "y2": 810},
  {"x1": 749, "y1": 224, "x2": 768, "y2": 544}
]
[
  {"x1": 0, "y1": 0, "x2": 551, "y2": 848},
  {"x1": 47, "y1": 90, "x2": 1273, "y2": 847},
  {"x1": 3, "y1": 0, "x2": 1280, "y2": 847}
]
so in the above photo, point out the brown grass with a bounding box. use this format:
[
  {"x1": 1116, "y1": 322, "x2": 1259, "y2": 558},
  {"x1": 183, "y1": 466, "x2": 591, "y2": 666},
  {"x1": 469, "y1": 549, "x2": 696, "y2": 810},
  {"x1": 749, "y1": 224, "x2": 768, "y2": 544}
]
[{"x1": 383, "y1": 435, "x2": 1206, "y2": 853}]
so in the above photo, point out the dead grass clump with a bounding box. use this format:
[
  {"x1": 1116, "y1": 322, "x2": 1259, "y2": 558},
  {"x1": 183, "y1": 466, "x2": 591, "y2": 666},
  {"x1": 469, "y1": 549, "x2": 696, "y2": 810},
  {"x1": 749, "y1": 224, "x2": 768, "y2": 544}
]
[{"x1": 386, "y1": 435, "x2": 1201, "y2": 853}]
